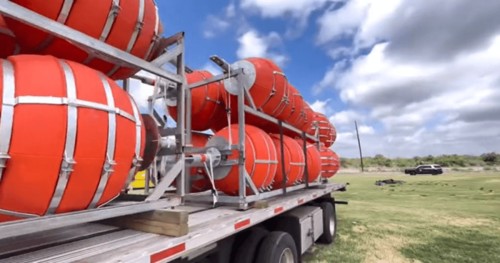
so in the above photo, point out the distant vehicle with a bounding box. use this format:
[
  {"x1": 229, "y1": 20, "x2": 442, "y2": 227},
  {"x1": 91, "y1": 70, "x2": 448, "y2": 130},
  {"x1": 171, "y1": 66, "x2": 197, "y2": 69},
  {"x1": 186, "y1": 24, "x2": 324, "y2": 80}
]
[{"x1": 404, "y1": 164, "x2": 443, "y2": 175}]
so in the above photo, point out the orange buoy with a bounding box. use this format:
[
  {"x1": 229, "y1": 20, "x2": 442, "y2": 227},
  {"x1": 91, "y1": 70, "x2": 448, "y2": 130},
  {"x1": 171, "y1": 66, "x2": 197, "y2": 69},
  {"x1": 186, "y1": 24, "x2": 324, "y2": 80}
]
[
  {"x1": 0, "y1": 15, "x2": 19, "y2": 58},
  {"x1": 189, "y1": 133, "x2": 212, "y2": 192},
  {"x1": 208, "y1": 124, "x2": 277, "y2": 195},
  {"x1": 222, "y1": 58, "x2": 290, "y2": 124},
  {"x1": 296, "y1": 141, "x2": 322, "y2": 183},
  {"x1": 287, "y1": 85, "x2": 306, "y2": 129},
  {"x1": 270, "y1": 134, "x2": 305, "y2": 188},
  {"x1": 300, "y1": 104, "x2": 315, "y2": 132},
  {"x1": 308, "y1": 112, "x2": 336, "y2": 146},
  {"x1": 6, "y1": 0, "x2": 162, "y2": 80},
  {"x1": 331, "y1": 150, "x2": 340, "y2": 177},
  {"x1": 168, "y1": 70, "x2": 226, "y2": 131},
  {"x1": 0, "y1": 55, "x2": 145, "y2": 222},
  {"x1": 319, "y1": 145, "x2": 340, "y2": 179},
  {"x1": 325, "y1": 123, "x2": 337, "y2": 147}
]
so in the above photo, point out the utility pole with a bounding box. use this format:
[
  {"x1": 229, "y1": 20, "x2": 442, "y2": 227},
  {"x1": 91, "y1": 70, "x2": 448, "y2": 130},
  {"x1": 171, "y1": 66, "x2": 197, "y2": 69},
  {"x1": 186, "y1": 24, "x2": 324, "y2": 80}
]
[{"x1": 355, "y1": 121, "x2": 364, "y2": 172}]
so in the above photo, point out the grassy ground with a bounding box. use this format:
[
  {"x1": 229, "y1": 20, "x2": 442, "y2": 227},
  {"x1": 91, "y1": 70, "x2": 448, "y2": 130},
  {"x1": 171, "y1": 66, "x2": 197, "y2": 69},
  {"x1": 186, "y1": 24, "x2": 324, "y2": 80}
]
[{"x1": 303, "y1": 171, "x2": 500, "y2": 263}]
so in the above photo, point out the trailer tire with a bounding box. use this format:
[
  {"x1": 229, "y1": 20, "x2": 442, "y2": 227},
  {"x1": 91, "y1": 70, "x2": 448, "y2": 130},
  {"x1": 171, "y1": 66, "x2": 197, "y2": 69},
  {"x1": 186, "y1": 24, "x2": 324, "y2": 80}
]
[
  {"x1": 318, "y1": 202, "x2": 336, "y2": 244},
  {"x1": 255, "y1": 231, "x2": 298, "y2": 263},
  {"x1": 231, "y1": 227, "x2": 268, "y2": 263}
]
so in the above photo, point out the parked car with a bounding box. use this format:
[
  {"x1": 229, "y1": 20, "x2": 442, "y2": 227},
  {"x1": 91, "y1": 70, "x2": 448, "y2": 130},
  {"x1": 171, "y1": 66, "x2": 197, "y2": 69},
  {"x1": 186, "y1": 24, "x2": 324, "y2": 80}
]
[{"x1": 404, "y1": 164, "x2": 443, "y2": 175}]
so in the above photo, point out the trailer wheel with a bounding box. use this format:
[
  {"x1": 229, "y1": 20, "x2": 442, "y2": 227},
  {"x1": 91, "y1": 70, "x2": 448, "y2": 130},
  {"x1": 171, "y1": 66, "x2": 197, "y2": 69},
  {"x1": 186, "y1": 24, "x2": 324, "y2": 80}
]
[
  {"x1": 255, "y1": 231, "x2": 298, "y2": 263},
  {"x1": 318, "y1": 202, "x2": 336, "y2": 244},
  {"x1": 231, "y1": 227, "x2": 268, "y2": 263}
]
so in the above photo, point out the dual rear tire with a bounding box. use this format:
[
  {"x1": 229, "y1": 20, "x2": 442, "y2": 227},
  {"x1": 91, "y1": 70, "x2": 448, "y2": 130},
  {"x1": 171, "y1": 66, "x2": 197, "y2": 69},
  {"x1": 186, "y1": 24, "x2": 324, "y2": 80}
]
[
  {"x1": 231, "y1": 201, "x2": 336, "y2": 263},
  {"x1": 232, "y1": 228, "x2": 298, "y2": 263}
]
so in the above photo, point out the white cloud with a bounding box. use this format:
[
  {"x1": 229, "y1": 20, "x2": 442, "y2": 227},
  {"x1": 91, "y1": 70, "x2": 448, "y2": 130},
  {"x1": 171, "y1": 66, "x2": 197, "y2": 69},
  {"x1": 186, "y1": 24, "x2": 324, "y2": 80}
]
[
  {"x1": 314, "y1": 0, "x2": 500, "y2": 158},
  {"x1": 203, "y1": 15, "x2": 231, "y2": 38},
  {"x1": 309, "y1": 99, "x2": 333, "y2": 115},
  {"x1": 241, "y1": 0, "x2": 332, "y2": 19},
  {"x1": 237, "y1": 30, "x2": 288, "y2": 67},
  {"x1": 329, "y1": 110, "x2": 364, "y2": 126},
  {"x1": 241, "y1": 0, "x2": 339, "y2": 38}
]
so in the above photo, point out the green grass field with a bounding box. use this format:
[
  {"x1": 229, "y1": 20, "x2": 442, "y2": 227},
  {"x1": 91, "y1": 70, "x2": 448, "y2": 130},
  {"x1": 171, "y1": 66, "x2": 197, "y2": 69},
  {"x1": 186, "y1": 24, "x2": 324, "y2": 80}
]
[{"x1": 304, "y1": 172, "x2": 500, "y2": 263}]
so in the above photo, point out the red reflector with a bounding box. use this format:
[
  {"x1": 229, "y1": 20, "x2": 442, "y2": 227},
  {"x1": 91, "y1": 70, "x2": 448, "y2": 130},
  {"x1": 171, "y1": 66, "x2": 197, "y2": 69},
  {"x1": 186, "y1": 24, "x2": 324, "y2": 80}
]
[
  {"x1": 298, "y1": 199, "x2": 304, "y2": 205},
  {"x1": 151, "y1": 243, "x2": 186, "y2": 263},
  {"x1": 274, "y1": 207, "x2": 284, "y2": 214},
  {"x1": 234, "y1": 219, "x2": 251, "y2": 230}
]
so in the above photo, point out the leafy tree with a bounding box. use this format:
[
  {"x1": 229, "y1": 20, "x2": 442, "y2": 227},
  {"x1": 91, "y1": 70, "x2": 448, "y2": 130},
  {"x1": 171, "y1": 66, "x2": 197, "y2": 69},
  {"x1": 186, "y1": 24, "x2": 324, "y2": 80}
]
[{"x1": 481, "y1": 152, "x2": 498, "y2": 164}]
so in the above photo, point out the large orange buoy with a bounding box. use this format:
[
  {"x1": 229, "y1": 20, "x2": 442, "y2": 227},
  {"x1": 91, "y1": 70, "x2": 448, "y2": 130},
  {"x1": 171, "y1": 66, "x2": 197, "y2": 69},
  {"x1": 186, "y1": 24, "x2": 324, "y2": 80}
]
[
  {"x1": 308, "y1": 112, "x2": 336, "y2": 146},
  {"x1": 168, "y1": 70, "x2": 226, "y2": 131},
  {"x1": 6, "y1": 0, "x2": 162, "y2": 80},
  {"x1": 0, "y1": 15, "x2": 19, "y2": 58},
  {"x1": 222, "y1": 58, "x2": 290, "y2": 125},
  {"x1": 300, "y1": 104, "x2": 315, "y2": 132},
  {"x1": 0, "y1": 55, "x2": 145, "y2": 222},
  {"x1": 287, "y1": 85, "x2": 305, "y2": 129},
  {"x1": 325, "y1": 123, "x2": 337, "y2": 147},
  {"x1": 296, "y1": 141, "x2": 322, "y2": 183},
  {"x1": 270, "y1": 134, "x2": 305, "y2": 188},
  {"x1": 208, "y1": 124, "x2": 277, "y2": 195},
  {"x1": 319, "y1": 145, "x2": 340, "y2": 179}
]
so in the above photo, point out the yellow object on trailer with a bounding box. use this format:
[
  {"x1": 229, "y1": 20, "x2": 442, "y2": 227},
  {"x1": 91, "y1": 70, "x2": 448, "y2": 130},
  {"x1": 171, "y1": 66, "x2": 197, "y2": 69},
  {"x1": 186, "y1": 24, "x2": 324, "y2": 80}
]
[{"x1": 130, "y1": 171, "x2": 154, "y2": 189}]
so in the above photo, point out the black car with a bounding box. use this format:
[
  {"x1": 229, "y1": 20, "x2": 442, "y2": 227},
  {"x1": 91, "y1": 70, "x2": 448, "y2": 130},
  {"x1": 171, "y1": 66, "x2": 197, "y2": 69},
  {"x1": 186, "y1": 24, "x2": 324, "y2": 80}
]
[{"x1": 404, "y1": 164, "x2": 443, "y2": 175}]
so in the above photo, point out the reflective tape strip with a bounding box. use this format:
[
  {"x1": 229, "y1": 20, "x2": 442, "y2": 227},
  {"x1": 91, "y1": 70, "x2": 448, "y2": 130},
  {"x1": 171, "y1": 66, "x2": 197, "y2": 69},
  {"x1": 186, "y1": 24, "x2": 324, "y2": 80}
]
[
  {"x1": 150, "y1": 243, "x2": 186, "y2": 263},
  {"x1": 0, "y1": 60, "x2": 15, "y2": 182},
  {"x1": 83, "y1": 0, "x2": 121, "y2": 64},
  {"x1": 234, "y1": 218, "x2": 250, "y2": 230},
  {"x1": 46, "y1": 61, "x2": 78, "y2": 214},
  {"x1": 88, "y1": 75, "x2": 117, "y2": 209},
  {"x1": 35, "y1": 0, "x2": 75, "y2": 52},
  {"x1": 107, "y1": 0, "x2": 145, "y2": 77},
  {"x1": 274, "y1": 206, "x2": 284, "y2": 214},
  {"x1": 12, "y1": 96, "x2": 136, "y2": 122},
  {"x1": 124, "y1": 95, "x2": 143, "y2": 187}
]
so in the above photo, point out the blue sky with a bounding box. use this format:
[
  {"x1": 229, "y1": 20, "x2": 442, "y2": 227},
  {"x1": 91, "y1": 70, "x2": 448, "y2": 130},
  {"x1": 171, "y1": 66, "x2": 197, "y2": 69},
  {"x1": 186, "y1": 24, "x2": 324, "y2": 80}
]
[
  {"x1": 144, "y1": 0, "x2": 500, "y2": 158},
  {"x1": 156, "y1": 1, "x2": 343, "y2": 105}
]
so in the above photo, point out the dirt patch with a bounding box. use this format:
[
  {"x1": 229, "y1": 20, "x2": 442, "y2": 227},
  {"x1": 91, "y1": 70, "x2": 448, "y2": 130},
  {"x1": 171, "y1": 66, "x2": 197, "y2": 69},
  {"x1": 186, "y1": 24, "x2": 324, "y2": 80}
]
[
  {"x1": 437, "y1": 216, "x2": 495, "y2": 227},
  {"x1": 353, "y1": 225, "x2": 368, "y2": 233},
  {"x1": 363, "y1": 235, "x2": 419, "y2": 263}
]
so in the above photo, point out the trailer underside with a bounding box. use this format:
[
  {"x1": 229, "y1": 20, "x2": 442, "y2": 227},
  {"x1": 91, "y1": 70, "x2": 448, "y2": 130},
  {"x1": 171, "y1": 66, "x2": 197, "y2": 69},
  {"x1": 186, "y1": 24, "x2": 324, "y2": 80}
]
[{"x1": 0, "y1": 183, "x2": 345, "y2": 263}]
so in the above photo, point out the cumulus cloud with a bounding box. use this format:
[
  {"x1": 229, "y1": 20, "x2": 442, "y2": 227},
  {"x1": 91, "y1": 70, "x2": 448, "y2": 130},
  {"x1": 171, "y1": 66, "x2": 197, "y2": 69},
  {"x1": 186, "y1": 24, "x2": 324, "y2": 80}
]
[
  {"x1": 315, "y1": 0, "x2": 500, "y2": 157},
  {"x1": 203, "y1": 15, "x2": 231, "y2": 38},
  {"x1": 240, "y1": 0, "x2": 339, "y2": 37},
  {"x1": 310, "y1": 99, "x2": 333, "y2": 115},
  {"x1": 237, "y1": 30, "x2": 288, "y2": 66}
]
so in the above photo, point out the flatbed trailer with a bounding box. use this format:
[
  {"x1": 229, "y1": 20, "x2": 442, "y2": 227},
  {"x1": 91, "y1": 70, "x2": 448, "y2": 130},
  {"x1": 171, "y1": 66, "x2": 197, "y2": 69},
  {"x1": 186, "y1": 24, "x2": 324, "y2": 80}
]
[
  {"x1": 0, "y1": 183, "x2": 345, "y2": 263},
  {"x1": 0, "y1": 3, "x2": 346, "y2": 263}
]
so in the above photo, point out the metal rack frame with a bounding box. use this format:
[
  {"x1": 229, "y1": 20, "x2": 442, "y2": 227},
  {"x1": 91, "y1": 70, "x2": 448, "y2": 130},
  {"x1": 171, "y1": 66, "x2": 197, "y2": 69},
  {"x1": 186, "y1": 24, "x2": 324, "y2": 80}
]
[{"x1": 182, "y1": 57, "x2": 325, "y2": 210}]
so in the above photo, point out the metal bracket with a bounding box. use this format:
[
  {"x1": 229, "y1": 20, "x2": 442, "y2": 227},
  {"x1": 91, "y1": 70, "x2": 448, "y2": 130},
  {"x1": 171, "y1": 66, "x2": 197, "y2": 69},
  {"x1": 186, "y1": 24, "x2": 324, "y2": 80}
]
[
  {"x1": 146, "y1": 159, "x2": 183, "y2": 201},
  {"x1": 244, "y1": 171, "x2": 260, "y2": 196}
]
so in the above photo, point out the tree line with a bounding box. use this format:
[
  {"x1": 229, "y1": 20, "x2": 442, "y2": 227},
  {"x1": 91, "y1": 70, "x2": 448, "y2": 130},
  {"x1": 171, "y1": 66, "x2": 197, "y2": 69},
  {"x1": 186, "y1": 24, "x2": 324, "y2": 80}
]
[{"x1": 341, "y1": 152, "x2": 499, "y2": 168}]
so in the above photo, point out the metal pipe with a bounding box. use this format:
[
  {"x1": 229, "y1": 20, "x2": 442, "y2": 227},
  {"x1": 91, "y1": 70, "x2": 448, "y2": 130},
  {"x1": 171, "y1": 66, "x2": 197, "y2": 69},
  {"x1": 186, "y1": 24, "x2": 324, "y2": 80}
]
[
  {"x1": 279, "y1": 121, "x2": 287, "y2": 194},
  {"x1": 237, "y1": 71, "x2": 247, "y2": 201}
]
